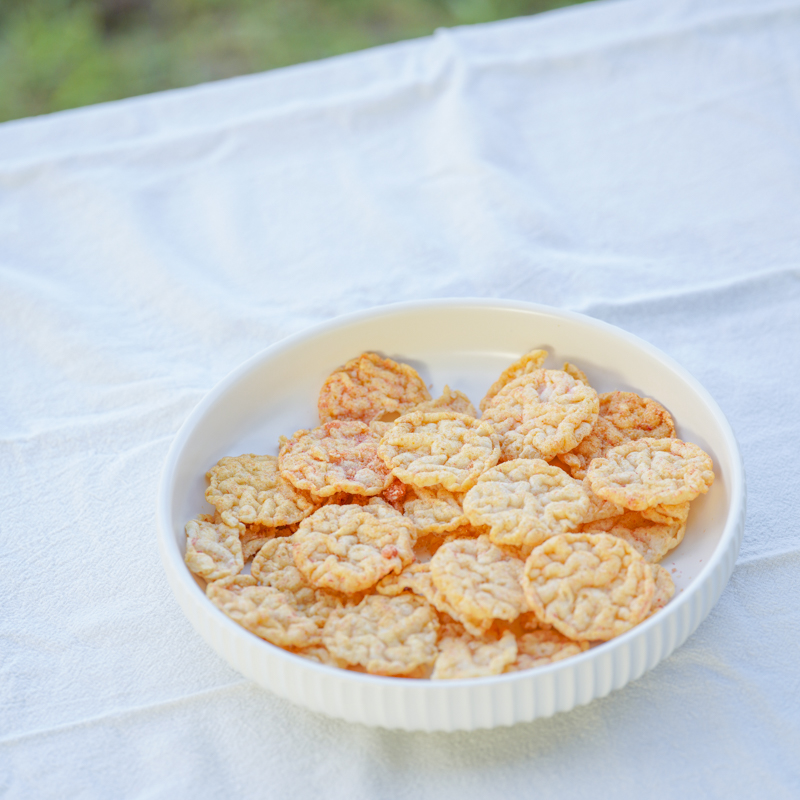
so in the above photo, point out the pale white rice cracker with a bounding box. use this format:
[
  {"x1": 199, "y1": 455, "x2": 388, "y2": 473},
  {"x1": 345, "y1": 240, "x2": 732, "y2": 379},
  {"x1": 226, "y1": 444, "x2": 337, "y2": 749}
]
[
  {"x1": 378, "y1": 410, "x2": 501, "y2": 492},
  {"x1": 479, "y1": 349, "x2": 549, "y2": 412},
  {"x1": 184, "y1": 516, "x2": 244, "y2": 582},
  {"x1": 430, "y1": 535, "x2": 528, "y2": 626},
  {"x1": 402, "y1": 485, "x2": 468, "y2": 534},
  {"x1": 375, "y1": 562, "x2": 493, "y2": 637},
  {"x1": 318, "y1": 352, "x2": 430, "y2": 424},
  {"x1": 431, "y1": 625, "x2": 518, "y2": 680},
  {"x1": 557, "y1": 391, "x2": 675, "y2": 480},
  {"x1": 323, "y1": 594, "x2": 440, "y2": 676},
  {"x1": 521, "y1": 533, "x2": 655, "y2": 641},
  {"x1": 505, "y1": 628, "x2": 589, "y2": 673},
  {"x1": 251, "y1": 536, "x2": 307, "y2": 593},
  {"x1": 240, "y1": 524, "x2": 295, "y2": 562},
  {"x1": 649, "y1": 564, "x2": 677, "y2": 613},
  {"x1": 205, "y1": 454, "x2": 317, "y2": 529},
  {"x1": 463, "y1": 459, "x2": 591, "y2": 555},
  {"x1": 587, "y1": 438, "x2": 715, "y2": 511},
  {"x1": 481, "y1": 369, "x2": 599, "y2": 462},
  {"x1": 415, "y1": 386, "x2": 477, "y2": 418},
  {"x1": 279, "y1": 420, "x2": 392, "y2": 498},
  {"x1": 582, "y1": 504, "x2": 689, "y2": 563},
  {"x1": 293, "y1": 502, "x2": 415, "y2": 594},
  {"x1": 206, "y1": 575, "x2": 341, "y2": 649}
]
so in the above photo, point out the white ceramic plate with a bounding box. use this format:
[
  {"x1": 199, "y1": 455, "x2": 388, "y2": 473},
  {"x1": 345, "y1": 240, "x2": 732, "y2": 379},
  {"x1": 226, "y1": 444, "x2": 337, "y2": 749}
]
[{"x1": 157, "y1": 299, "x2": 745, "y2": 731}]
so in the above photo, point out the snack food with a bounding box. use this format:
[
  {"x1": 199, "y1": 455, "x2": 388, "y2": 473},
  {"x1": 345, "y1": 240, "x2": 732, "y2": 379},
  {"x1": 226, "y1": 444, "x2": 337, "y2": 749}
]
[{"x1": 184, "y1": 348, "x2": 714, "y2": 679}]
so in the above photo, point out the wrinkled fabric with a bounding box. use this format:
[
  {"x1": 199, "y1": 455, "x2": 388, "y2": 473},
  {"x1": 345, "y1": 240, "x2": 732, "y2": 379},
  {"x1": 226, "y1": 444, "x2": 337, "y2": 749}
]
[{"x1": 1, "y1": 0, "x2": 799, "y2": 796}]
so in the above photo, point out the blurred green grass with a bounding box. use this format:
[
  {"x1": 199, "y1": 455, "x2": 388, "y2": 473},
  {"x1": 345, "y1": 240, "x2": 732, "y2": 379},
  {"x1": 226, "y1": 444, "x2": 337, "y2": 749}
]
[{"x1": 0, "y1": 0, "x2": 592, "y2": 123}]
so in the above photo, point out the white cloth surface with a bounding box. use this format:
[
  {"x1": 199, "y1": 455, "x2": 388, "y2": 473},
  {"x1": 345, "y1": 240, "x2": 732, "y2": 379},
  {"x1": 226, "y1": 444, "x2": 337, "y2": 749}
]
[{"x1": 1, "y1": 0, "x2": 799, "y2": 795}]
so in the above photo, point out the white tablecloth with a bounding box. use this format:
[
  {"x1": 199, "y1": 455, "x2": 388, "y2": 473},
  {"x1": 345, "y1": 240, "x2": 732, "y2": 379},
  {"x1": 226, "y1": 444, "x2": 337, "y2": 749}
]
[{"x1": 2, "y1": 0, "x2": 799, "y2": 795}]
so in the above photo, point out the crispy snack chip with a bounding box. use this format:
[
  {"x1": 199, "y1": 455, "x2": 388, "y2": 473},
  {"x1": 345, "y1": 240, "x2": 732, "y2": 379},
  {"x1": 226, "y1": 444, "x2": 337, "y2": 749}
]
[
  {"x1": 184, "y1": 516, "x2": 244, "y2": 582},
  {"x1": 521, "y1": 533, "x2": 655, "y2": 641},
  {"x1": 376, "y1": 562, "x2": 493, "y2": 637},
  {"x1": 431, "y1": 625, "x2": 518, "y2": 680},
  {"x1": 587, "y1": 438, "x2": 715, "y2": 510},
  {"x1": 481, "y1": 369, "x2": 599, "y2": 462},
  {"x1": 251, "y1": 536, "x2": 307, "y2": 593},
  {"x1": 558, "y1": 392, "x2": 675, "y2": 480},
  {"x1": 206, "y1": 576, "x2": 341, "y2": 649},
  {"x1": 416, "y1": 386, "x2": 477, "y2": 418},
  {"x1": 279, "y1": 420, "x2": 392, "y2": 498},
  {"x1": 430, "y1": 535, "x2": 528, "y2": 625},
  {"x1": 402, "y1": 485, "x2": 468, "y2": 534},
  {"x1": 505, "y1": 628, "x2": 589, "y2": 672},
  {"x1": 377, "y1": 410, "x2": 501, "y2": 492},
  {"x1": 318, "y1": 352, "x2": 430, "y2": 424},
  {"x1": 479, "y1": 349, "x2": 548, "y2": 412},
  {"x1": 323, "y1": 594, "x2": 440, "y2": 676},
  {"x1": 206, "y1": 454, "x2": 317, "y2": 529},
  {"x1": 293, "y1": 502, "x2": 415, "y2": 594},
  {"x1": 463, "y1": 459, "x2": 591, "y2": 554},
  {"x1": 583, "y1": 503, "x2": 689, "y2": 563}
]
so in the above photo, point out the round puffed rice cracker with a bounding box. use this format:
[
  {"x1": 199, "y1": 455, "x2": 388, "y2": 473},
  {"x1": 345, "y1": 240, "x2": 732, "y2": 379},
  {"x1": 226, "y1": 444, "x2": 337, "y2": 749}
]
[
  {"x1": 375, "y1": 562, "x2": 494, "y2": 637},
  {"x1": 402, "y1": 485, "x2": 468, "y2": 534},
  {"x1": 293, "y1": 502, "x2": 416, "y2": 594},
  {"x1": 205, "y1": 454, "x2": 317, "y2": 529},
  {"x1": 251, "y1": 536, "x2": 308, "y2": 593},
  {"x1": 557, "y1": 392, "x2": 675, "y2": 480},
  {"x1": 279, "y1": 420, "x2": 392, "y2": 498},
  {"x1": 479, "y1": 349, "x2": 549, "y2": 412},
  {"x1": 377, "y1": 410, "x2": 501, "y2": 492},
  {"x1": 521, "y1": 533, "x2": 656, "y2": 641},
  {"x1": 505, "y1": 628, "x2": 590, "y2": 673},
  {"x1": 416, "y1": 386, "x2": 477, "y2": 418},
  {"x1": 587, "y1": 437, "x2": 715, "y2": 511},
  {"x1": 600, "y1": 391, "x2": 676, "y2": 441},
  {"x1": 318, "y1": 352, "x2": 431, "y2": 424},
  {"x1": 431, "y1": 625, "x2": 518, "y2": 680},
  {"x1": 430, "y1": 535, "x2": 528, "y2": 625},
  {"x1": 463, "y1": 459, "x2": 591, "y2": 554},
  {"x1": 649, "y1": 564, "x2": 677, "y2": 612},
  {"x1": 582, "y1": 504, "x2": 689, "y2": 563},
  {"x1": 322, "y1": 594, "x2": 440, "y2": 676},
  {"x1": 184, "y1": 516, "x2": 244, "y2": 583},
  {"x1": 206, "y1": 575, "x2": 341, "y2": 649},
  {"x1": 481, "y1": 369, "x2": 599, "y2": 462}
]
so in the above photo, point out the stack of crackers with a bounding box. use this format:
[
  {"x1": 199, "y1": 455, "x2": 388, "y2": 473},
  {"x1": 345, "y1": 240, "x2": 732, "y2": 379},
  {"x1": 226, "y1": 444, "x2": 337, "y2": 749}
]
[{"x1": 185, "y1": 351, "x2": 715, "y2": 679}]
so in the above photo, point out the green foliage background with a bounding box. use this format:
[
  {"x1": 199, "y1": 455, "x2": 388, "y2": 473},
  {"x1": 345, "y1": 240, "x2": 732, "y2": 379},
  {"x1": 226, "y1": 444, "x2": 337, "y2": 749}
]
[{"x1": 0, "y1": 0, "x2": 590, "y2": 123}]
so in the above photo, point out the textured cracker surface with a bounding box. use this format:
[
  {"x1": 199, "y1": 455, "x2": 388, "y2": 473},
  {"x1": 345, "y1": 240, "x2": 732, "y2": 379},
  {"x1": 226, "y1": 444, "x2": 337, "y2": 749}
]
[
  {"x1": 430, "y1": 535, "x2": 527, "y2": 624},
  {"x1": 481, "y1": 369, "x2": 599, "y2": 461},
  {"x1": 293, "y1": 502, "x2": 415, "y2": 593},
  {"x1": 587, "y1": 437, "x2": 715, "y2": 510},
  {"x1": 479, "y1": 349, "x2": 548, "y2": 412},
  {"x1": 402, "y1": 485, "x2": 468, "y2": 534},
  {"x1": 431, "y1": 626, "x2": 518, "y2": 679},
  {"x1": 323, "y1": 594, "x2": 440, "y2": 675},
  {"x1": 206, "y1": 454, "x2": 316, "y2": 528},
  {"x1": 521, "y1": 533, "x2": 655, "y2": 641},
  {"x1": 583, "y1": 506, "x2": 688, "y2": 563},
  {"x1": 279, "y1": 420, "x2": 392, "y2": 498},
  {"x1": 251, "y1": 537, "x2": 308, "y2": 593},
  {"x1": 378, "y1": 410, "x2": 500, "y2": 492},
  {"x1": 184, "y1": 517, "x2": 244, "y2": 582},
  {"x1": 416, "y1": 385, "x2": 477, "y2": 417},
  {"x1": 506, "y1": 628, "x2": 589, "y2": 672},
  {"x1": 463, "y1": 459, "x2": 591, "y2": 554},
  {"x1": 206, "y1": 576, "x2": 341, "y2": 649},
  {"x1": 318, "y1": 352, "x2": 430, "y2": 424}
]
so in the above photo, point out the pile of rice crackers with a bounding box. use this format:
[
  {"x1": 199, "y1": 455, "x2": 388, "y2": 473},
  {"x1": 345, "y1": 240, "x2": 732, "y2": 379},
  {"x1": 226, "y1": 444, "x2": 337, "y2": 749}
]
[{"x1": 185, "y1": 350, "x2": 715, "y2": 680}]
